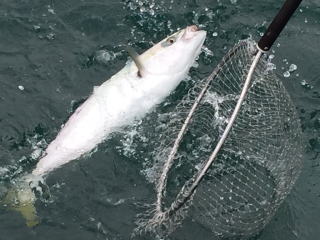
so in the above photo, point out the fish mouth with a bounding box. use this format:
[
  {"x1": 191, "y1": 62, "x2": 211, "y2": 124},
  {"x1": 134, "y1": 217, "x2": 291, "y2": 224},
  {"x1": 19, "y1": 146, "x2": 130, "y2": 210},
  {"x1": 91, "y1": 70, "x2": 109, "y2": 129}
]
[
  {"x1": 182, "y1": 25, "x2": 206, "y2": 40},
  {"x1": 187, "y1": 25, "x2": 199, "y2": 32},
  {"x1": 181, "y1": 25, "x2": 206, "y2": 56}
]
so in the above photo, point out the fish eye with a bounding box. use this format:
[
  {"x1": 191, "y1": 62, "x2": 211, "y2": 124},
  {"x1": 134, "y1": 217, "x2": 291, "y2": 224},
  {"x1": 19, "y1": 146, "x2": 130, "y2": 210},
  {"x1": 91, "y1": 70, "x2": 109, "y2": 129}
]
[
  {"x1": 161, "y1": 36, "x2": 177, "y2": 47},
  {"x1": 167, "y1": 37, "x2": 176, "y2": 45}
]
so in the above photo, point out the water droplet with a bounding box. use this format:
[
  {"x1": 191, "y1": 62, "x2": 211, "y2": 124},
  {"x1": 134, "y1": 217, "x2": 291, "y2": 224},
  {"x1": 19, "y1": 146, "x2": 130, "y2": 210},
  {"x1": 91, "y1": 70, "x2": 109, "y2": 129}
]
[
  {"x1": 283, "y1": 71, "x2": 290, "y2": 78},
  {"x1": 192, "y1": 61, "x2": 199, "y2": 68},
  {"x1": 31, "y1": 149, "x2": 42, "y2": 160},
  {"x1": 33, "y1": 25, "x2": 41, "y2": 31},
  {"x1": 265, "y1": 62, "x2": 276, "y2": 72},
  {"x1": 47, "y1": 5, "x2": 55, "y2": 14},
  {"x1": 300, "y1": 79, "x2": 313, "y2": 89},
  {"x1": 289, "y1": 63, "x2": 297, "y2": 72},
  {"x1": 46, "y1": 33, "x2": 55, "y2": 40},
  {"x1": 260, "y1": 200, "x2": 267, "y2": 205},
  {"x1": 95, "y1": 50, "x2": 116, "y2": 64},
  {"x1": 202, "y1": 46, "x2": 213, "y2": 56},
  {"x1": 18, "y1": 85, "x2": 24, "y2": 91},
  {"x1": 140, "y1": 6, "x2": 146, "y2": 12}
]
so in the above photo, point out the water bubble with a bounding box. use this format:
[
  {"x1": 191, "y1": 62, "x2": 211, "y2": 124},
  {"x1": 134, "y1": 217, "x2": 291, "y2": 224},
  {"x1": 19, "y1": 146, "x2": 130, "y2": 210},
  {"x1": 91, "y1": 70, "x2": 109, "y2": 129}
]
[
  {"x1": 95, "y1": 50, "x2": 115, "y2": 64},
  {"x1": 192, "y1": 61, "x2": 199, "y2": 68},
  {"x1": 31, "y1": 149, "x2": 42, "y2": 160},
  {"x1": 202, "y1": 46, "x2": 213, "y2": 56},
  {"x1": 47, "y1": 5, "x2": 55, "y2": 14},
  {"x1": 33, "y1": 25, "x2": 41, "y2": 31},
  {"x1": 265, "y1": 62, "x2": 276, "y2": 72},
  {"x1": 167, "y1": 20, "x2": 172, "y2": 30},
  {"x1": 300, "y1": 79, "x2": 314, "y2": 89},
  {"x1": 300, "y1": 79, "x2": 307, "y2": 86},
  {"x1": 49, "y1": 25, "x2": 55, "y2": 31},
  {"x1": 212, "y1": 32, "x2": 218, "y2": 37},
  {"x1": 46, "y1": 33, "x2": 55, "y2": 40},
  {"x1": 283, "y1": 71, "x2": 290, "y2": 78},
  {"x1": 141, "y1": 7, "x2": 147, "y2": 12},
  {"x1": 289, "y1": 63, "x2": 297, "y2": 72},
  {"x1": 0, "y1": 167, "x2": 9, "y2": 178}
]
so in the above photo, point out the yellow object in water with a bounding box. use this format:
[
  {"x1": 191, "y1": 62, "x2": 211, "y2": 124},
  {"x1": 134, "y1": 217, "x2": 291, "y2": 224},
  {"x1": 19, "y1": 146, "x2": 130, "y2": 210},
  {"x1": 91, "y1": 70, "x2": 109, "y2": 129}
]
[{"x1": 2, "y1": 177, "x2": 39, "y2": 227}]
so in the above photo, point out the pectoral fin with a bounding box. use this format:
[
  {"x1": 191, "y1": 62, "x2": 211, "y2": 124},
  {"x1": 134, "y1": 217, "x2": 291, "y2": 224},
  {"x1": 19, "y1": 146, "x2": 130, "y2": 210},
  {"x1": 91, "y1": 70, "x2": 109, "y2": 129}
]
[{"x1": 126, "y1": 46, "x2": 147, "y2": 78}]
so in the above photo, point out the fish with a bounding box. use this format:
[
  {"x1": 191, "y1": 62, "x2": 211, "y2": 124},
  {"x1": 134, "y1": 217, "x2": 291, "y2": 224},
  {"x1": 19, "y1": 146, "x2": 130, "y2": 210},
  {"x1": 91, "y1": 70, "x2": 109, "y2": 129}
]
[{"x1": 1, "y1": 25, "x2": 206, "y2": 227}]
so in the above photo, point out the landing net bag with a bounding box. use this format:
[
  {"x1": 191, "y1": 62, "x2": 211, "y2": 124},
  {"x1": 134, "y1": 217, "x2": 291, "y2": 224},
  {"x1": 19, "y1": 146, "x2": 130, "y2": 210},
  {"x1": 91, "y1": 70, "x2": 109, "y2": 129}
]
[{"x1": 136, "y1": 39, "x2": 303, "y2": 239}]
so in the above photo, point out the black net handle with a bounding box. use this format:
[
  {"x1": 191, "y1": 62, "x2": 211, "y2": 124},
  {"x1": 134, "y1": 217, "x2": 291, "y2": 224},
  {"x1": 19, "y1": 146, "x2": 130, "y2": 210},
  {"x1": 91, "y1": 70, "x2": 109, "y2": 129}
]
[{"x1": 258, "y1": 0, "x2": 302, "y2": 51}]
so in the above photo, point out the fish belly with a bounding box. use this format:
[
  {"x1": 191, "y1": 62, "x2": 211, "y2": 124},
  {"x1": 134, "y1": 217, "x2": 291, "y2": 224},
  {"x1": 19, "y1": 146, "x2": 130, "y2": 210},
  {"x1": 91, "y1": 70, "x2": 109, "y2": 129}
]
[{"x1": 33, "y1": 78, "x2": 132, "y2": 176}]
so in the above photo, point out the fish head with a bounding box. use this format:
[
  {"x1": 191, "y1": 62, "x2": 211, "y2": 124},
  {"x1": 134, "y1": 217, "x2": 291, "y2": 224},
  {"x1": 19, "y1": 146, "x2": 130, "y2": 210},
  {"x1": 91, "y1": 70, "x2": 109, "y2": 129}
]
[{"x1": 140, "y1": 25, "x2": 207, "y2": 76}]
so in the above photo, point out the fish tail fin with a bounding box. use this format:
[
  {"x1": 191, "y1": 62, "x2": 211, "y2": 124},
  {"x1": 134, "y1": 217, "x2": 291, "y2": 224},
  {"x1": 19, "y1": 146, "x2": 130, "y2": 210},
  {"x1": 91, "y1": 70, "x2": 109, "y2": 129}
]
[{"x1": 1, "y1": 174, "x2": 42, "y2": 227}]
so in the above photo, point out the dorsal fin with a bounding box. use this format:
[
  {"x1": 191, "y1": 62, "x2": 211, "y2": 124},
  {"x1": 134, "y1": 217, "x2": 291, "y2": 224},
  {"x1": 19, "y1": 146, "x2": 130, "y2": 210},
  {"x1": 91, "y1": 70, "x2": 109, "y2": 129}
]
[{"x1": 126, "y1": 46, "x2": 147, "y2": 78}]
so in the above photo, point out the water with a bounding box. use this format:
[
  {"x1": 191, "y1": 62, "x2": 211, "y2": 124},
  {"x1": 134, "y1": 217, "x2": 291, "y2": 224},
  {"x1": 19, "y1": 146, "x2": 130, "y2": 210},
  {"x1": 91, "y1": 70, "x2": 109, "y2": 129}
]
[{"x1": 0, "y1": 0, "x2": 319, "y2": 239}]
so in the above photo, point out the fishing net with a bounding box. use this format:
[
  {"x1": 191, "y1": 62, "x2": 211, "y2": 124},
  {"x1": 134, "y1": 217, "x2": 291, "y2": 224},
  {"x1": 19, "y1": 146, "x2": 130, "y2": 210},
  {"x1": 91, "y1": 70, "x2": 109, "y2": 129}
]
[{"x1": 135, "y1": 39, "x2": 303, "y2": 238}]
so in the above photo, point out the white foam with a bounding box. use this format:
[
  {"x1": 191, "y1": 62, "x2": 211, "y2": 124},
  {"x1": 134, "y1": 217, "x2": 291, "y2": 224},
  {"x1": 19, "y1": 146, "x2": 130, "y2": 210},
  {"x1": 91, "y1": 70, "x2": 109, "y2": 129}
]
[{"x1": 0, "y1": 167, "x2": 9, "y2": 178}]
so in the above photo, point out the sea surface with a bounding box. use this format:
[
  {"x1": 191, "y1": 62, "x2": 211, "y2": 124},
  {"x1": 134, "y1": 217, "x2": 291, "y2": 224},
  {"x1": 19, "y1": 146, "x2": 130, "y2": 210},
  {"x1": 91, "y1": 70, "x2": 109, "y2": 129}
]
[{"x1": 0, "y1": 0, "x2": 319, "y2": 240}]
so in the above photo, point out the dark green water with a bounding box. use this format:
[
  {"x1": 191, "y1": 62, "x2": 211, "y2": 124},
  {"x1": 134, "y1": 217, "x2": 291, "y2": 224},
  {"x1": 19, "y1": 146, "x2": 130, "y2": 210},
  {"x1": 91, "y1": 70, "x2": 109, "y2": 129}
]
[{"x1": 0, "y1": 0, "x2": 319, "y2": 239}]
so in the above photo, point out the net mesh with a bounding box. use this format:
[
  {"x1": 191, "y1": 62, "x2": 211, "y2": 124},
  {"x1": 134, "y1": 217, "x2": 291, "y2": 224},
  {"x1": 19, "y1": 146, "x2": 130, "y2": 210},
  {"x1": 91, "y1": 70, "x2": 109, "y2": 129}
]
[{"x1": 135, "y1": 39, "x2": 303, "y2": 238}]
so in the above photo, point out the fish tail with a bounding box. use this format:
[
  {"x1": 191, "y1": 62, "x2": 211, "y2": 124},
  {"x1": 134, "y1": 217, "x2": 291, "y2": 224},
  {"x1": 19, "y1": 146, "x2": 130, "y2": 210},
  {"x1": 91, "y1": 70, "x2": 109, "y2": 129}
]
[{"x1": 1, "y1": 174, "x2": 43, "y2": 227}]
